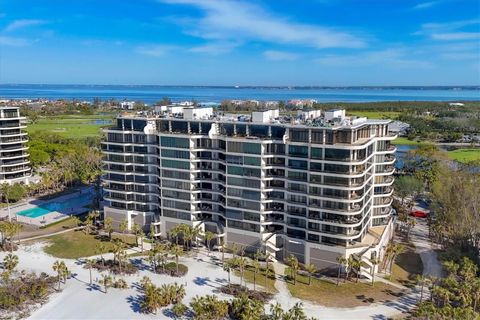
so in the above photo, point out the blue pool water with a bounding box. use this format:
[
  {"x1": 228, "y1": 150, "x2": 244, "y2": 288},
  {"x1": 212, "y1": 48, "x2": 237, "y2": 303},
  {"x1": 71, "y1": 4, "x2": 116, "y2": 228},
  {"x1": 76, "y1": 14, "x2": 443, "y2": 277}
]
[{"x1": 17, "y1": 193, "x2": 93, "y2": 218}]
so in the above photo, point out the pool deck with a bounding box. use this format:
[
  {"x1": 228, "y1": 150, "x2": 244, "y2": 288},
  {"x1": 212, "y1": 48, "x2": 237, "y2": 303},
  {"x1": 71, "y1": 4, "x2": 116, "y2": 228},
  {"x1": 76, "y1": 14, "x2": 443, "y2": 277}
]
[{"x1": 0, "y1": 186, "x2": 94, "y2": 227}]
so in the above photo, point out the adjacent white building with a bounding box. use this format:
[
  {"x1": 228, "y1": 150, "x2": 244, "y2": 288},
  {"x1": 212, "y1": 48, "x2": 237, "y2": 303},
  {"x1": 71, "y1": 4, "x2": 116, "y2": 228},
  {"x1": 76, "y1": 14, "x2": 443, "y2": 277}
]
[{"x1": 0, "y1": 107, "x2": 31, "y2": 184}]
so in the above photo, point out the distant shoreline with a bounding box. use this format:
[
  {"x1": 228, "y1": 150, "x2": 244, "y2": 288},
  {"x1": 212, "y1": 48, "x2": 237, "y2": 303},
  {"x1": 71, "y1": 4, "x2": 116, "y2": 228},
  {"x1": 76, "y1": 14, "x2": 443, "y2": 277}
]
[{"x1": 1, "y1": 84, "x2": 479, "y2": 90}]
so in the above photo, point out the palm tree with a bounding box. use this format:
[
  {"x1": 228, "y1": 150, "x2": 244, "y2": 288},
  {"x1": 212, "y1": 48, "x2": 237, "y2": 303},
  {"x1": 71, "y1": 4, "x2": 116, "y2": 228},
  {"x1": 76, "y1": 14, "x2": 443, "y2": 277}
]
[
  {"x1": 88, "y1": 210, "x2": 100, "y2": 226},
  {"x1": 85, "y1": 259, "x2": 95, "y2": 286},
  {"x1": 204, "y1": 231, "x2": 215, "y2": 255},
  {"x1": 304, "y1": 263, "x2": 317, "y2": 285},
  {"x1": 170, "y1": 225, "x2": 180, "y2": 245},
  {"x1": 287, "y1": 254, "x2": 299, "y2": 285},
  {"x1": 104, "y1": 217, "x2": 113, "y2": 240},
  {"x1": 269, "y1": 303, "x2": 284, "y2": 320},
  {"x1": 3, "y1": 253, "x2": 18, "y2": 273},
  {"x1": 351, "y1": 259, "x2": 361, "y2": 283},
  {"x1": 192, "y1": 225, "x2": 202, "y2": 251},
  {"x1": 84, "y1": 215, "x2": 94, "y2": 235},
  {"x1": 346, "y1": 256, "x2": 355, "y2": 281},
  {"x1": 219, "y1": 239, "x2": 226, "y2": 265},
  {"x1": 100, "y1": 274, "x2": 112, "y2": 294},
  {"x1": 119, "y1": 219, "x2": 128, "y2": 242},
  {"x1": 171, "y1": 283, "x2": 186, "y2": 304},
  {"x1": 416, "y1": 274, "x2": 428, "y2": 303},
  {"x1": 382, "y1": 242, "x2": 394, "y2": 271},
  {"x1": 370, "y1": 258, "x2": 380, "y2": 286},
  {"x1": 237, "y1": 257, "x2": 247, "y2": 288},
  {"x1": 230, "y1": 243, "x2": 238, "y2": 259},
  {"x1": 95, "y1": 243, "x2": 107, "y2": 266},
  {"x1": 223, "y1": 259, "x2": 233, "y2": 289},
  {"x1": 170, "y1": 245, "x2": 183, "y2": 275},
  {"x1": 131, "y1": 223, "x2": 141, "y2": 247},
  {"x1": 252, "y1": 259, "x2": 260, "y2": 291},
  {"x1": 287, "y1": 302, "x2": 306, "y2": 320},
  {"x1": 336, "y1": 256, "x2": 348, "y2": 285},
  {"x1": 183, "y1": 226, "x2": 193, "y2": 251},
  {"x1": 264, "y1": 252, "x2": 272, "y2": 290},
  {"x1": 52, "y1": 260, "x2": 68, "y2": 290},
  {"x1": 389, "y1": 244, "x2": 406, "y2": 275}
]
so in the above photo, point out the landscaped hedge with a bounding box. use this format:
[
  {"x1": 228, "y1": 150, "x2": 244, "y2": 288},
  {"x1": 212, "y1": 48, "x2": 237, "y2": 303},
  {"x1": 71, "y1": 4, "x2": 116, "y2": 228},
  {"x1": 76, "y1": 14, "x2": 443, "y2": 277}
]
[
  {"x1": 92, "y1": 259, "x2": 137, "y2": 275},
  {"x1": 156, "y1": 262, "x2": 188, "y2": 277},
  {"x1": 220, "y1": 284, "x2": 273, "y2": 302}
]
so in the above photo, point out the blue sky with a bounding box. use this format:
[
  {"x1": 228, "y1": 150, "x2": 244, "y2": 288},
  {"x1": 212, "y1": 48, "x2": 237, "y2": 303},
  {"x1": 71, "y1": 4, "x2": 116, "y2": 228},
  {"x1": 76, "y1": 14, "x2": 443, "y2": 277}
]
[{"x1": 0, "y1": 0, "x2": 479, "y2": 85}]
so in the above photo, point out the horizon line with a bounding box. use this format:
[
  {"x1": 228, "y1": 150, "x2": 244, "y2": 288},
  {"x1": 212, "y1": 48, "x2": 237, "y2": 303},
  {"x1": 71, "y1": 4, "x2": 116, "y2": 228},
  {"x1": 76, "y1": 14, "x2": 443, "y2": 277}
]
[{"x1": 1, "y1": 83, "x2": 479, "y2": 89}]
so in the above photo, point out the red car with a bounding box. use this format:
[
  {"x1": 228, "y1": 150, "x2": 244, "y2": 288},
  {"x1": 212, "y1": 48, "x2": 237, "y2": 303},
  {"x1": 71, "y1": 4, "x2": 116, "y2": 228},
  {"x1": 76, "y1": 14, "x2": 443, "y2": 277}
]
[{"x1": 410, "y1": 210, "x2": 428, "y2": 218}]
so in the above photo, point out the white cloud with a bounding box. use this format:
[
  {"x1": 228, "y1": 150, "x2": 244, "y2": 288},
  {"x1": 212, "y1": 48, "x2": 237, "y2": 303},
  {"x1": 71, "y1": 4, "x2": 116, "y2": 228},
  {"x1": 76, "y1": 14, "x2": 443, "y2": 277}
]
[
  {"x1": 413, "y1": 1, "x2": 439, "y2": 10},
  {"x1": 316, "y1": 49, "x2": 433, "y2": 68},
  {"x1": 415, "y1": 19, "x2": 480, "y2": 41},
  {"x1": 440, "y1": 52, "x2": 479, "y2": 60},
  {"x1": 263, "y1": 50, "x2": 298, "y2": 61},
  {"x1": 4, "y1": 19, "x2": 47, "y2": 32},
  {"x1": 159, "y1": 0, "x2": 365, "y2": 49},
  {"x1": 0, "y1": 36, "x2": 30, "y2": 46},
  {"x1": 135, "y1": 45, "x2": 176, "y2": 57},
  {"x1": 189, "y1": 42, "x2": 239, "y2": 55},
  {"x1": 432, "y1": 32, "x2": 480, "y2": 41}
]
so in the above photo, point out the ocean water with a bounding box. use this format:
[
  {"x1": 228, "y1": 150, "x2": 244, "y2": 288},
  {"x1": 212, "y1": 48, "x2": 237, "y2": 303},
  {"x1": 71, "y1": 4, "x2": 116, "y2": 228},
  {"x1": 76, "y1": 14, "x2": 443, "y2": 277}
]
[{"x1": 0, "y1": 84, "x2": 479, "y2": 104}]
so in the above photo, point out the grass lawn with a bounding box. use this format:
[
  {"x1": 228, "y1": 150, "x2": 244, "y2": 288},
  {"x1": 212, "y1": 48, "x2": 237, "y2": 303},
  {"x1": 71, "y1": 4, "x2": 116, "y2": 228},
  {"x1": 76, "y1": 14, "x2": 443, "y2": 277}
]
[
  {"x1": 27, "y1": 114, "x2": 114, "y2": 139},
  {"x1": 42, "y1": 230, "x2": 136, "y2": 259},
  {"x1": 389, "y1": 239, "x2": 423, "y2": 288},
  {"x1": 392, "y1": 137, "x2": 431, "y2": 145},
  {"x1": 348, "y1": 111, "x2": 400, "y2": 120},
  {"x1": 19, "y1": 215, "x2": 86, "y2": 240},
  {"x1": 286, "y1": 273, "x2": 405, "y2": 308},
  {"x1": 234, "y1": 264, "x2": 277, "y2": 293},
  {"x1": 447, "y1": 148, "x2": 480, "y2": 163}
]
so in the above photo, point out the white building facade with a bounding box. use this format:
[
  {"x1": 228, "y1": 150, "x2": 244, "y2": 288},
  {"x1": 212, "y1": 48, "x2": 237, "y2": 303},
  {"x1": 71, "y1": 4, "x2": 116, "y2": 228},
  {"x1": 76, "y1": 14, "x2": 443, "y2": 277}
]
[
  {"x1": 102, "y1": 109, "x2": 396, "y2": 274},
  {"x1": 0, "y1": 107, "x2": 31, "y2": 184}
]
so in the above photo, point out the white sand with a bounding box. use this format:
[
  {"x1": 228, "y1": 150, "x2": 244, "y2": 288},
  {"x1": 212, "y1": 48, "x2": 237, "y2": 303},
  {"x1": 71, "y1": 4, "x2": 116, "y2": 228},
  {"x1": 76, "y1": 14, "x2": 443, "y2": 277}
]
[{"x1": 0, "y1": 243, "x2": 422, "y2": 320}]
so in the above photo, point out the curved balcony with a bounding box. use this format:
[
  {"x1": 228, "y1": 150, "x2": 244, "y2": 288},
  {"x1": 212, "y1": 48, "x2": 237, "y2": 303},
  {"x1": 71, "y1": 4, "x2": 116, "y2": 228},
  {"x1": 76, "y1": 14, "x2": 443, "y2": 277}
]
[
  {"x1": 377, "y1": 145, "x2": 397, "y2": 154},
  {"x1": 0, "y1": 159, "x2": 30, "y2": 167},
  {"x1": 374, "y1": 187, "x2": 394, "y2": 197},
  {"x1": 0, "y1": 138, "x2": 28, "y2": 145},
  {"x1": 375, "y1": 176, "x2": 394, "y2": 186},
  {"x1": 0, "y1": 145, "x2": 28, "y2": 153},
  {"x1": 377, "y1": 155, "x2": 396, "y2": 165},
  {"x1": 373, "y1": 196, "x2": 393, "y2": 208},
  {"x1": 375, "y1": 165, "x2": 395, "y2": 176}
]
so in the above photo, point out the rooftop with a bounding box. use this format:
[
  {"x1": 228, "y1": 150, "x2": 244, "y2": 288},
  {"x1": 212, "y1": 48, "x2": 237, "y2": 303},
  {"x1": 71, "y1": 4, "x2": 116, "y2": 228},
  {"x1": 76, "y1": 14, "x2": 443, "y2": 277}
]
[{"x1": 119, "y1": 105, "x2": 391, "y2": 130}]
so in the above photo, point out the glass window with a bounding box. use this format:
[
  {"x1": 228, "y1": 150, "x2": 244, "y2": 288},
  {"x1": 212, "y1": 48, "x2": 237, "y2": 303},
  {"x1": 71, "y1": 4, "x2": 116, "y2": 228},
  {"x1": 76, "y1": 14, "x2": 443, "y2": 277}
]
[
  {"x1": 311, "y1": 148, "x2": 322, "y2": 159},
  {"x1": 171, "y1": 121, "x2": 188, "y2": 134},
  {"x1": 161, "y1": 136, "x2": 189, "y2": 148},
  {"x1": 243, "y1": 142, "x2": 261, "y2": 154},
  {"x1": 288, "y1": 159, "x2": 308, "y2": 170},
  {"x1": 244, "y1": 156, "x2": 260, "y2": 166},
  {"x1": 271, "y1": 126, "x2": 286, "y2": 140},
  {"x1": 249, "y1": 125, "x2": 268, "y2": 138},
  {"x1": 162, "y1": 159, "x2": 190, "y2": 170},
  {"x1": 324, "y1": 148, "x2": 350, "y2": 161},
  {"x1": 288, "y1": 145, "x2": 308, "y2": 158},
  {"x1": 161, "y1": 149, "x2": 189, "y2": 159},
  {"x1": 290, "y1": 129, "x2": 309, "y2": 142}
]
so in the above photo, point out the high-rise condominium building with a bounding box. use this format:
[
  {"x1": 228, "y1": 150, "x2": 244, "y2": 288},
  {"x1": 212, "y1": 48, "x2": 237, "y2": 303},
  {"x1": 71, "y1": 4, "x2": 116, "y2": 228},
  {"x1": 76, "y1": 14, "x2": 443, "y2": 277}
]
[
  {"x1": 102, "y1": 107, "x2": 396, "y2": 273},
  {"x1": 0, "y1": 107, "x2": 31, "y2": 184}
]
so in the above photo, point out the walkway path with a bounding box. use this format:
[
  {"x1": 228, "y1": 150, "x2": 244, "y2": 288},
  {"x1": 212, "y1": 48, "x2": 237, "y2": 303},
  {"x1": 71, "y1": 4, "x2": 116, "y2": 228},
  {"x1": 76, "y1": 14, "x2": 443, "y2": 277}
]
[
  {"x1": 4, "y1": 220, "x2": 442, "y2": 319},
  {"x1": 19, "y1": 226, "x2": 84, "y2": 243},
  {"x1": 410, "y1": 219, "x2": 443, "y2": 278}
]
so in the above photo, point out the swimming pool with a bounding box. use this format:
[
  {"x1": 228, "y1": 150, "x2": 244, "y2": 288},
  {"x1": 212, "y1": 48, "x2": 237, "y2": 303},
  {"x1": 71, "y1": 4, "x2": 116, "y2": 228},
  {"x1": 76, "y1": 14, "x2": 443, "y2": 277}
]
[{"x1": 16, "y1": 193, "x2": 93, "y2": 218}]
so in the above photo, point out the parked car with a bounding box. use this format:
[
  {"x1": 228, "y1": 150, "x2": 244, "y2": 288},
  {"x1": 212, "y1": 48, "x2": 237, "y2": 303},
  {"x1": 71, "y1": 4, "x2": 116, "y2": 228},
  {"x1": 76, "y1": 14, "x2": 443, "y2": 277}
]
[{"x1": 410, "y1": 210, "x2": 428, "y2": 218}]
